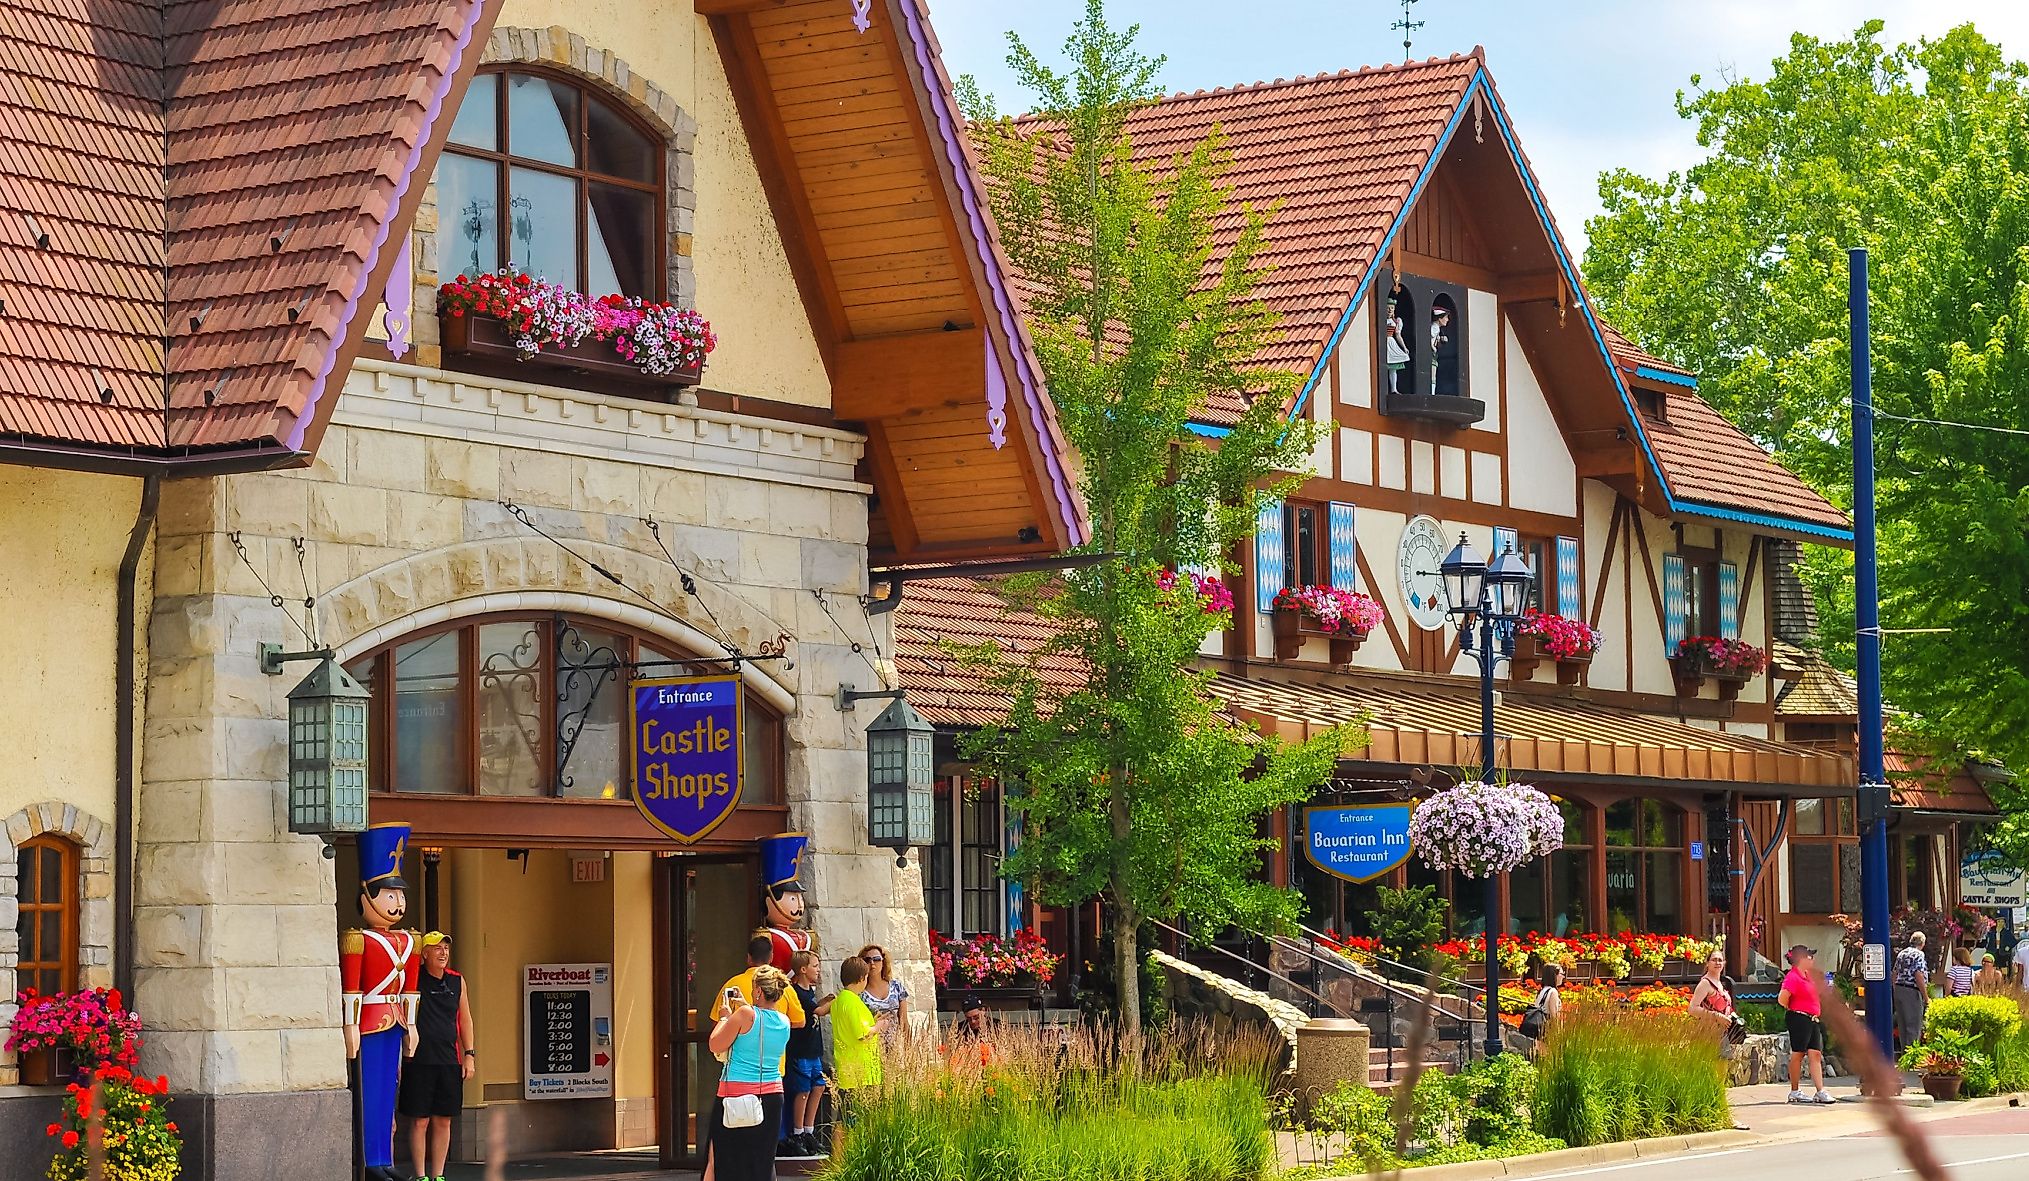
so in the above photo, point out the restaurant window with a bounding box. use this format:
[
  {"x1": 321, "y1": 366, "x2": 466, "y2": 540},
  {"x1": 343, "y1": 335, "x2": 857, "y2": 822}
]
[
  {"x1": 1511, "y1": 798, "x2": 1590, "y2": 936},
  {"x1": 15, "y1": 836, "x2": 77, "y2": 998},
  {"x1": 1679, "y1": 551, "x2": 1721, "y2": 637},
  {"x1": 1283, "y1": 501, "x2": 1326, "y2": 590},
  {"x1": 922, "y1": 778, "x2": 1006, "y2": 937},
  {"x1": 348, "y1": 616, "x2": 783, "y2": 804},
  {"x1": 1605, "y1": 799, "x2": 1686, "y2": 934},
  {"x1": 1788, "y1": 797, "x2": 1860, "y2": 915},
  {"x1": 438, "y1": 69, "x2": 664, "y2": 297},
  {"x1": 1894, "y1": 835, "x2": 1940, "y2": 910},
  {"x1": 1408, "y1": 857, "x2": 1485, "y2": 939},
  {"x1": 1518, "y1": 536, "x2": 1556, "y2": 615}
]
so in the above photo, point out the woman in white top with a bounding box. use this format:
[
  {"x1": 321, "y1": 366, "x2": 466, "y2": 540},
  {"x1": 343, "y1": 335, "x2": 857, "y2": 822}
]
[{"x1": 855, "y1": 943, "x2": 909, "y2": 1042}]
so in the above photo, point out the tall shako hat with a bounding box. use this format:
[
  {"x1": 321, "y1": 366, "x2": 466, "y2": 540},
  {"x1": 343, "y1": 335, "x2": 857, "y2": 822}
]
[
  {"x1": 759, "y1": 832, "x2": 807, "y2": 899},
  {"x1": 358, "y1": 822, "x2": 411, "y2": 892}
]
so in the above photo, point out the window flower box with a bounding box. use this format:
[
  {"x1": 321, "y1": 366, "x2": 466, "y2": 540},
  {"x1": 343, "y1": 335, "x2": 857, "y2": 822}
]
[
  {"x1": 17, "y1": 1044, "x2": 76, "y2": 1086},
  {"x1": 1671, "y1": 637, "x2": 1766, "y2": 702},
  {"x1": 1510, "y1": 611, "x2": 1602, "y2": 685},
  {"x1": 438, "y1": 270, "x2": 712, "y2": 395},
  {"x1": 1270, "y1": 586, "x2": 1383, "y2": 663}
]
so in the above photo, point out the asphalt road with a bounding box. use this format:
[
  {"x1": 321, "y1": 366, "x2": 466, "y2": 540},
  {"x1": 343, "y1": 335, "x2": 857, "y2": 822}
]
[{"x1": 1513, "y1": 1108, "x2": 2029, "y2": 1181}]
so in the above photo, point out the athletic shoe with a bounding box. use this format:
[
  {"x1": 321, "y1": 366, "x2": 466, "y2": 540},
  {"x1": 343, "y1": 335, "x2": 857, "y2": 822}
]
[
  {"x1": 1814, "y1": 1091, "x2": 1837, "y2": 1104},
  {"x1": 1786, "y1": 1090, "x2": 1808, "y2": 1104}
]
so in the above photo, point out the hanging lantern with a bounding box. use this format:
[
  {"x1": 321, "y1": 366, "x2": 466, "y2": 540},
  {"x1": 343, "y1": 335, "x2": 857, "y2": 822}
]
[
  {"x1": 865, "y1": 695, "x2": 935, "y2": 866},
  {"x1": 286, "y1": 655, "x2": 371, "y2": 837}
]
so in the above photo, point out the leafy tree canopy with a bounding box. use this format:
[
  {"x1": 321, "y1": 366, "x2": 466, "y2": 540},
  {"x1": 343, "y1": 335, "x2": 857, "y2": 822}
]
[{"x1": 1583, "y1": 23, "x2": 2029, "y2": 787}]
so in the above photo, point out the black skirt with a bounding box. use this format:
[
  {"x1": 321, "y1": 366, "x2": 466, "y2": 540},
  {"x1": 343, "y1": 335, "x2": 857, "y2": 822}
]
[{"x1": 707, "y1": 1091, "x2": 784, "y2": 1181}]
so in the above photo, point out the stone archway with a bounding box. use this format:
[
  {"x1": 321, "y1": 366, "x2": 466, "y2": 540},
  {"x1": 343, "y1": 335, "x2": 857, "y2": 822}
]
[{"x1": 0, "y1": 801, "x2": 115, "y2": 1084}]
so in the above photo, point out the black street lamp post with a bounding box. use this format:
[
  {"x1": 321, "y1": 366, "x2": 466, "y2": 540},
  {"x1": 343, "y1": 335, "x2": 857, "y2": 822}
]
[{"x1": 1438, "y1": 534, "x2": 1536, "y2": 1061}]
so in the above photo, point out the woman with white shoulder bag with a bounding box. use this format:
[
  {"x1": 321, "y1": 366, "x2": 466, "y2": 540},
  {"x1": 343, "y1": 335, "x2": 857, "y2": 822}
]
[{"x1": 708, "y1": 965, "x2": 793, "y2": 1181}]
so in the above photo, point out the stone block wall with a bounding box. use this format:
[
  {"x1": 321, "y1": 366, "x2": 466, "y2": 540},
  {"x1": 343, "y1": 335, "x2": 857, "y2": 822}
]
[{"x1": 139, "y1": 357, "x2": 931, "y2": 1177}]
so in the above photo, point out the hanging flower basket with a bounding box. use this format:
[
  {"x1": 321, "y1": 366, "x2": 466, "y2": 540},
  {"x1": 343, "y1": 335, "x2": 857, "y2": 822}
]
[
  {"x1": 1270, "y1": 585, "x2": 1382, "y2": 663},
  {"x1": 1511, "y1": 611, "x2": 1602, "y2": 685},
  {"x1": 1409, "y1": 780, "x2": 1564, "y2": 879}
]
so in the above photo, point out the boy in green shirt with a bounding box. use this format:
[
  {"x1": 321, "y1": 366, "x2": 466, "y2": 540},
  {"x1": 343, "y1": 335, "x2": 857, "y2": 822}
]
[{"x1": 831, "y1": 955, "x2": 881, "y2": 1090}]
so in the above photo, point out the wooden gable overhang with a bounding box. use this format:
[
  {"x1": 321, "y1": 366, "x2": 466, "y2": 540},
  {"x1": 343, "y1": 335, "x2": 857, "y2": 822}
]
[
  {"x1": 702, "y1": 0, "x2": 1086, "y2": 563},
  {"x1": 1285, "y1": 66, "x2": 1853, "y2": 547}
]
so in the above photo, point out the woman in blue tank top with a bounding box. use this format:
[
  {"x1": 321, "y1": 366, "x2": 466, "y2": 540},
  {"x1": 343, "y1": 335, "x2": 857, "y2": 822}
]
[{"x1": 706, "y1": 964, "x2": 792, "y2": 1181}]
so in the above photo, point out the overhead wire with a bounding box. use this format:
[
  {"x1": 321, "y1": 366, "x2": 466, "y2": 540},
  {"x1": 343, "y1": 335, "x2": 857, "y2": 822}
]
[
  {"x1": 227, "y1": 531, "x2": 311, "y2": 644},
  {"x1": 812, "y1": 587, "x2": 891, "y2": 688}
]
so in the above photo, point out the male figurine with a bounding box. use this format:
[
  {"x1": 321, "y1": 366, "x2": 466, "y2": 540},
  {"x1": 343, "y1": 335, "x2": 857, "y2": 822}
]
[
  {"x1": 1429, "y1": 304, "x2": 1451, "y2": 392},
  {"x1": 341, "y1": 823, "x2": 421, "y2": 1181},
  {"x1": 760, "y1": 832, "x2": 818, "y2": 971}
]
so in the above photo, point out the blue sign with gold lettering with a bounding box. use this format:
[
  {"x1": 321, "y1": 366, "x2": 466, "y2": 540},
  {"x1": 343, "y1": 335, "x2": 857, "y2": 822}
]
[
  {"x1": 630, "y1": 675, "x2": 743, "y2": 843},
  {"x1": 1303, "y1": 804, "x2": 1414, "y2": 883}
]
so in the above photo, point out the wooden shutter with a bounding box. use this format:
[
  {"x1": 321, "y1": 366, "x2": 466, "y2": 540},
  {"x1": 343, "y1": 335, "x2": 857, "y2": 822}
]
[
  {"x1": 1718, "y1": 562, "x2": 1740, "y2": 640},
  {"x1": 1493, "y1": 525, "x2": 1518, "y2": 559},
  {"x1": 1663, "y1": 554, "x2": 1687, "y2": 652},
  {"x1": 1328, "y1": 502, "x2": 1359, "y2": 590},
  {"x1": 1254, "y1": 498, "x2": 1284, "y2": 613},
  {"x1": 1556, "y1": 537, "x2": 1581, "y2": 618}
]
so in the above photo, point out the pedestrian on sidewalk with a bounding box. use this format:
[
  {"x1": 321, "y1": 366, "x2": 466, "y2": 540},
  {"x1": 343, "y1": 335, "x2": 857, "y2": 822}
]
[
  {"x1": 1518, "y1": 964, "x2": 1563, "y2": 1043},
  {"x1": 783, "y1": 950, "x2": 831, "y2": 1158},
  {"x1": 1690, "y1": 951, "x2": 1739, "y2": 1037},
  {"x1": 708, "y1": 965, "x2": 793, "y2": 1181},
  {"x1": 1777, "y1": 946, "x2": 1835, "y2": 1105},
  {"x1": 855, "y1": 943, "x2": 910, "y2": 1044},
  {"x1": 1891, "y1": 931, "x2": 1929, "y2": 1052},
  {"x1": 830, "y1": 956, "x2": 882, "y2": 1163},
  {"x1": 1945, "y1": 946, "x2": 1975, "y2": 997},
  {"x1": 399, "y1": 931, "x2": 474, "y2": 1181},
  {"x1": 1973, "y1": 952, "x2": 2006, "y2": 995}
]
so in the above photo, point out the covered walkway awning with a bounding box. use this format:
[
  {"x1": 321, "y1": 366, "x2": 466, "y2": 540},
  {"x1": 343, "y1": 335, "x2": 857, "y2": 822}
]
[{"x1": 1207, "y1": 673, "x2": 1854, "y2": 795}]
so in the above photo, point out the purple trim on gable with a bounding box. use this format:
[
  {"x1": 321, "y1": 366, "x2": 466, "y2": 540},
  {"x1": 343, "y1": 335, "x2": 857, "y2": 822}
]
[
  {"x1": 384, "y1": 235, "x2": 414, "y2": 359},
  {"x1": 892, "y1": 0, "x2": 1085, "y2": 546},
  {"x1": 286, "y1": 0, "x2": 486, "y2": 451},
  {"x1": 984, "y1": 328, "x2": 1007, "y2": 448}
]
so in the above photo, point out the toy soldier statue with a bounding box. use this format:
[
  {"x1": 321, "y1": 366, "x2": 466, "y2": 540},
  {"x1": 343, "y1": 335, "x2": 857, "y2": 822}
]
[
  {"x1": 760, "y1": 832, "x2": 817, "y2": 971},
  {"x1": 1429, "y1": 304, "x2": 1451, "y2": 393},
  {"x1": 1384, "y1": 295, "x2": 1410, "y2": 393},
  {"x1": 341, "y1": 824, "x2": 421, "y2": 1181}
]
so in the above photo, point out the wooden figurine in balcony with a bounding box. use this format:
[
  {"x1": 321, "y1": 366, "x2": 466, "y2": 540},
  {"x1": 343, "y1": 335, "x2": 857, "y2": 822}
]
[{"x1": 1385, "y1": 293, "x2": 1410, "y2": 394}]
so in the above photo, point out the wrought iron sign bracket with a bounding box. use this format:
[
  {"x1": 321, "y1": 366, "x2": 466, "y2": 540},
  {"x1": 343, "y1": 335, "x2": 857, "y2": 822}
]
[
  {"x1": 259, "y1": 643, "x2": 334, "y2": 676},
  {"x1": 836, "y1": 683, "x2": 905, "y2": 713}
]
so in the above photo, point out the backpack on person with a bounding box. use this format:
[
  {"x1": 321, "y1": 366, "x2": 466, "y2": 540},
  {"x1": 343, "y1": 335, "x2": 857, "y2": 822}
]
[{"x1": 1519, "y1": 986, "x2": 1554, "y2": 1040}]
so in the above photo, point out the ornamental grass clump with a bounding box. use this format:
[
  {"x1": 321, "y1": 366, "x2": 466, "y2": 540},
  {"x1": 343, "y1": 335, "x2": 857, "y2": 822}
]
[
  {"x1": 1410, "y1": 781, "x2": 1564, "y2": 878},
  {"x1": 1533, "y1": 1006, "x2": 1730, "y2": 1146},
  {"x1": 822, "y1": 1022, "x2": 1280, "y2": 1181}
]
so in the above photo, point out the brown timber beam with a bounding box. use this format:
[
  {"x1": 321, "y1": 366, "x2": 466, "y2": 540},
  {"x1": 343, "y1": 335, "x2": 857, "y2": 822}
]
[{"x1": 833, "y1": 326, "x2": 983, "y2": 420}]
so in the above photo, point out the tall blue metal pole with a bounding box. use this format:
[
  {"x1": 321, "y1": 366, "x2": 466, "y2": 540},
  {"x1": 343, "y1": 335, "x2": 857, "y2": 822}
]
[
  {"x1": 1851, "y1": 247, "x2": 1894, "y2": 1057},
  {"x1": 1480, "y1": 609, "x2": 1503, "y2": 1060}
]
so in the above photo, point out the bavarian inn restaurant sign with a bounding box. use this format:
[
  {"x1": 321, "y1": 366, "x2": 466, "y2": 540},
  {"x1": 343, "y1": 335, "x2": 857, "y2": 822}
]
[
  {"x1": 1304, "y1": 804, "x2": 1414, "y2": 883},
  {"x1": 630, "y1": 675, "x2": 743, "y2": 843}
]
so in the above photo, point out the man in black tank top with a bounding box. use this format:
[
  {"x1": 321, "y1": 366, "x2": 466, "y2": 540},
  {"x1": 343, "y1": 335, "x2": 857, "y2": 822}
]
[{"x1": 399, "y1": 932, "x2": 474, "y2": 1181}]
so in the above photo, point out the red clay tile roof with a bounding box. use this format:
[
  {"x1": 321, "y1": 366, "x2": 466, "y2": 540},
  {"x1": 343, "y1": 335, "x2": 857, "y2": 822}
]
[
  {"x1": 1885, "y1": 752, "x2": 1999, "y2": 814},
  {"x1": 0, "y1": 0, "x2": 492, "y2": 463},
  {"x1": 1606, "y1": 335, "x2": 1848, "y2": 535},
  {"x1": 1002, "y1": 54, "x2": 1481, "y2": 426},
  {"x1": 894, "y1": 575, "x2": 1087, "y2": 728}
]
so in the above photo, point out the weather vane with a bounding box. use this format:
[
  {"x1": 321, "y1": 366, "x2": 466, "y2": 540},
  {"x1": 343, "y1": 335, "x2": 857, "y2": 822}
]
[{"x1": 1392, "y1": 0, "x2": 1425, "y2": 63}]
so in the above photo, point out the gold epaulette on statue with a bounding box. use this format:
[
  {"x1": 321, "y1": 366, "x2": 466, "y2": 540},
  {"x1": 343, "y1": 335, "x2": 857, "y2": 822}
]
[{"x1": 341, "y1": 928, "x2": 365, "y2": 955}]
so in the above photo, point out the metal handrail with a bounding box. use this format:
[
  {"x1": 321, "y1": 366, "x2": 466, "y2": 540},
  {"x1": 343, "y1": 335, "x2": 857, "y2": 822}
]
[
  {"x1": 1286, "y1": 921, "x2": 1484, "y2": 1001},
  {"x1": 1148, "y1": 920, "x2": 1346, "y2": 1016}
]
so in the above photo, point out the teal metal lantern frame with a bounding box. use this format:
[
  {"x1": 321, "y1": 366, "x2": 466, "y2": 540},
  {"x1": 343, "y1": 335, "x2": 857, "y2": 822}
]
[
  {"x1": 863, "y1": 693, "x2": 936, "y2": 867},
  {"x1": 280, "y1": 653, "x2": 371, "y2": 841}
]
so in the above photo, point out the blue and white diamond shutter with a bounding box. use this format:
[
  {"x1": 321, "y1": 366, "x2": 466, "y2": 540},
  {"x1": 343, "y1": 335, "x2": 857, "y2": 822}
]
[
  {"x1": 1255, "y1": 498, "x2": 1284, "y2": 613},
  {"x1": 1328, "y1": 502, "x2": 1358, "y2": 590},
  {"x1": 1493, "y1": 526, "x2": 1518, "y2": 560},
  {"x1": 1556, "y1": 537, "x2": 1581, "y2": 618},
  {"x1": 1718, "y1": 562, "x2": 1740, "y2": 641},
  {"x1": 1663, "y1": 554, "x2": 1687, "y2": 653}
]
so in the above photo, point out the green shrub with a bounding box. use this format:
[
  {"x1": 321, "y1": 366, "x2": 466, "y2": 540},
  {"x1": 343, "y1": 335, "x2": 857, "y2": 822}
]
[
  {"x1": 1374, "y1": 885, "x2": 1449, "y2": 979},
  {"x1": 1998, "y1": 1026, "x2": 2029, "y2": 1092},
  {"x1": 1306, "y1": 1079, "x2": 1398, "y2": 1167},
  {"x1": 1735, "y1": 1001, "x2": 1786, "y2": 1035},
  {"x1": 1534, "y1": 1007, "x2": 1730, "y2": 1146},
  {"x1": 1453, "y1": 1053, "x2": 1537, "y2": 1145},
  {"x1": 1899, "y1": 1028, "x2": 1999, "y2": 1097},
  {"x1": 1926, "y1": 995, "x2": 2022, "y2": 1060}
]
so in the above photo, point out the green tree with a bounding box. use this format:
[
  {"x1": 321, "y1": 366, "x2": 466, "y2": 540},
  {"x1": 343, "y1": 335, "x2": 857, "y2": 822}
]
[
  {"x1": 958, "y1": 0, "x2": 1349, "y2": 1034},
  {"x1": 1583, "y1": 23, "x2": 2029, "y2": 782}
]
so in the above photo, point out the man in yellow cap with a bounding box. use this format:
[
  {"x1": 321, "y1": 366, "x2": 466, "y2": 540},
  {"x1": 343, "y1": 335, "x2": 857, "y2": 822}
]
[{"x1": 399, "y1": 932, "x2": 474, "y2": 1181}]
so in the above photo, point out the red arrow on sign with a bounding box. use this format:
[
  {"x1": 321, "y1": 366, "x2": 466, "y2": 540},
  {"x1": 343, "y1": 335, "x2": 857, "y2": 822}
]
[{"x1": 594, "y1": 1053, "x2": 610, "y2": 1067}]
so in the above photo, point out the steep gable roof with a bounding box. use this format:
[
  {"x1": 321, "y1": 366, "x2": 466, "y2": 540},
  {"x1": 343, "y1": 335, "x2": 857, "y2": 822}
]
[{"x1": 0, "y1": 0, "x2": 495, "y2": 469}]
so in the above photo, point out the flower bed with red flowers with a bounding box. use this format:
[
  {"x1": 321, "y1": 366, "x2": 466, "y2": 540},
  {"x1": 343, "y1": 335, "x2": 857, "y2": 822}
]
[
  {"x1": 1516, "y1": 609, "x2": 1603, "y2": 659},
  {"x1": 1271, "y1": 585, "x2": 1384, "y2": 633},
  {"x1": 9, "y1": 989, "x2": 180, "y2": 1181},
  {"x1": 437, "y1": 269, "x2": 716, "y2": 377},
  {"x1": 930, "y1": 930, "x2": 1062, "y2": 989},
  {"x1": 1422, "y1": 931, "x2": 1722, "y2": 981}
]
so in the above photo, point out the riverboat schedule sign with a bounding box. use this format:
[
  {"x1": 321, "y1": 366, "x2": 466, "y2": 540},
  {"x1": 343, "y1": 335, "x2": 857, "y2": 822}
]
[
  {"x1": 523, "y1": 963, "x2": 613, "y2": 1099},
  {"x1": 1960, "y1": 849, "x2": 2027, "y2": 909},
  {"x1": 629, "y1": 675, "x2": 743, "y2": 843},
  {"x1": 1303, "y1": 804, "x2": 1414, "y2": 883}
]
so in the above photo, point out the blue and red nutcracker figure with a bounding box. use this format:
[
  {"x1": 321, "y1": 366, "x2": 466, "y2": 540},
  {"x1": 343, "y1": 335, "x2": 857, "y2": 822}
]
[
  {"x1": 760, "y1": 833, "x2": 817, "y2": 971},
  {"x1": 341, "y1": 824, "x2": 420, "y2": 1181}
]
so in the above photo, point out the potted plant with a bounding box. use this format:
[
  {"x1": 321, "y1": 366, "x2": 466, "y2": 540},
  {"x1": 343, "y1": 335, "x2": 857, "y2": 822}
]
[
  {"x1": 1671, "y1": 636, "x2": 1768, "y2": 701},
  {"x1": 1269, "y1": 585, "x2": 1384, "y2": 663},
  {"x1": 1512, "y1": 610, "x2": 1603, "y2": 684},
  {"x1": 438, "y1": 270, "x2": 715, "y2": 392},
  {"x1": 1913, "y1": 1043, "x2": 1967, "y2": 1101},
  {"x1": 7, "y1": 988, "x2": 141, "y2": 1086}
]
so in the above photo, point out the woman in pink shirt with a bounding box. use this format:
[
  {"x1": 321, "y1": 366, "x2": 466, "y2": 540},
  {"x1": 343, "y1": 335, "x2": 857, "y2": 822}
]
[{"x1": 1777, "y1": 946, "x2": 1835, "y2": 1104}]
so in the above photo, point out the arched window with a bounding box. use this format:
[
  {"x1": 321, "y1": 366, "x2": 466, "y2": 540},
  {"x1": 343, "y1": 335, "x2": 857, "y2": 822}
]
[
  {"x1": 437, "y1": 69, "x2": 664, "y2": 297},
  {"x1": 16, "y1": 836, "x2": 77, "y2": 997},
  {"x1": 1605, "y1": 799, "x2": 1686, "y2": 934},
  {"x1": 345, "y1": 615, "x2": 783, "y2": 805}
]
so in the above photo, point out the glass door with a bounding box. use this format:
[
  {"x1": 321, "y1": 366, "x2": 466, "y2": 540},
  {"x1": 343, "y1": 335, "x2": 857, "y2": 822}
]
[{"x1": 657, "y1": 854, "x2": 757, "y2": 1169}]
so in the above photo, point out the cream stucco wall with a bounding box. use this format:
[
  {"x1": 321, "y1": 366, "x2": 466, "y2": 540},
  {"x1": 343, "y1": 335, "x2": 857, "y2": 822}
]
[
  {"x1": 0, "y1": 466, "x2": 139, "y2": 828},
  {"x1": 422, "y1": 4, "x2": 829, "y2": 406},
  {"x1": 1503, "y1": 321, "x2": 1576, "y2": 518}
]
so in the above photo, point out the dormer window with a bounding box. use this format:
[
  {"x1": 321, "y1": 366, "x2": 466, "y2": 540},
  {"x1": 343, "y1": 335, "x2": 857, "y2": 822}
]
[{"x1": 1634, "y1": 386, "x2": 1667, "y2": 422}]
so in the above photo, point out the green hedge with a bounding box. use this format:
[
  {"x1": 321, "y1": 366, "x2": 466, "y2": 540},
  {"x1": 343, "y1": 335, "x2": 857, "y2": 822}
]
[{"x1": 1534, "y1": 1008, "x2": 1731, "y2": 1146}]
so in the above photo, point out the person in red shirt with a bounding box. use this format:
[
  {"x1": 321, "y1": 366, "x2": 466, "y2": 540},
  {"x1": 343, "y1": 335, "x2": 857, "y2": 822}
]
[{"x1": 1777, "y1": 946, "x2": 1834, "y2": 1105}]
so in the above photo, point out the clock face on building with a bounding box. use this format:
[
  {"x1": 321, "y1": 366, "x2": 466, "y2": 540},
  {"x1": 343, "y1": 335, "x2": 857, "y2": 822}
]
[{"x1": 1398, "y1": 515, "x2": 1451, "y2": 632}]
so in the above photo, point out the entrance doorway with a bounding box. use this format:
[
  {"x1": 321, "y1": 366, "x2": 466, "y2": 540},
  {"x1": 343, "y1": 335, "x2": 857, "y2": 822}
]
[{"x1": 655, "y1": 854, "x2": 759, "y2": 1170}]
